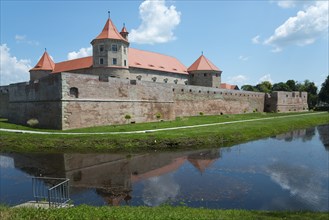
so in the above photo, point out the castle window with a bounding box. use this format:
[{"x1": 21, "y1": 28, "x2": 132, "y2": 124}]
[
  {"x1": 112, "y1": 58, "x2": 117, "y2": 65},
  {"x1": 204, "y1": 73, "x2": 207, "y2": 77},
  {"x1": 136, "y1": 75, "x2": 142, "y2": 80},
  {"x1": 216, "y1": 74, "x2": 218, "y2": 77},
  {"x1": 99, "y1": 44, "x2": 104, "y2": 52},
  {"x1": 191, "y1": 74, "x2": 194, "y2": 77},
  {"x1": 99, "y1": 58, "x2": 104, "y2": 65},
  {"x1": 164, "y1": 78, "x2": 168, "y2": 83},
  {"x1": 111, "y1": 44, "x2": 118, "y2": 52},
  {"x1": 123, "y1": 46, "x2": 127, "y2": 54},
  {"x1": 152, "y1": 77, "x2": 157, "y2": 82},
  {"x1": 124, "y1": 60, "x2": 127, "y2": 66},
  {"x1": 184, "y1": 81, "x2": 188, "y2": 85},
  {"x1": 69, "y1": 87, "x2": 79, "y2": 98},
  {"x1": 174, "y1": 79, "x2": 178, "y2": 84}
]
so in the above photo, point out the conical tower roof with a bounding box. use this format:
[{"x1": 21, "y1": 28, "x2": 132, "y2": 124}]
[
  {"x1": 94, "y1": 18, "x2": 128, "y2": 42},
  {"x1": 188, "y1": 55, "x2": 221, "y2": 72},
  {"x1": 30, "y1": 51, "x2": 55, "y2": 71},
  {"x1": 120, "y1": 26, "x2": 128, "y2": 34}
]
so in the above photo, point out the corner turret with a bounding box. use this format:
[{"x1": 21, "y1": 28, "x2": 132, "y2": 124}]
[
  {"x1": 29, "y1": 49, "x2": 55, "y2": 81},
  {"x1": 187, "y1": 54, "x2": 222, "y2": 88}
]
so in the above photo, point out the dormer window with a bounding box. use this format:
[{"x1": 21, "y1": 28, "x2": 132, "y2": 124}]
[
  {"x1": 99, "y1": 44, "x2": 104, "y2": 52},
  {"x1": 111, "y1": 44, "x2": 118, "y2": 52}
]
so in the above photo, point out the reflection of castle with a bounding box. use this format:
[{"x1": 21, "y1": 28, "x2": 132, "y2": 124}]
[{"x1": 5, "y1": 149, "x2": 220, "y2": 206}]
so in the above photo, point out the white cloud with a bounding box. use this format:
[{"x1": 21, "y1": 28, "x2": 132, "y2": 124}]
[
  {"x1": 227, "y1": 74, "x2": 248, "y2": 84},
  {"x1": 258, "y1": 74, "x2": 273, "y2": 83},
  {"x1": 265, "y1": 1, "x2": 328, "y2": 52},
  {"x1": 277, "y1": 1, "x2": 297, "y2": 9},
  {"x1": 129, "y1": 0, "x2": 181, "y2": 44},
  {"x1": 15, "y1": 35, "x2": 26, "y2": 41},
  {"x1": 67, "y1": 46, "x2": 92, "y2": 60},
  {"x1": 238, "y1": 55, "x2": 249, "y2": 61},
  {"x1": 0, "y1": 44, "x2": 31, "y2": 85},
  {"x1": 252, "y1": 35, "x2": 260, "y2": 44},
  {"x1": 15, "y1": 34, "x2": 39, "y2": 46}
]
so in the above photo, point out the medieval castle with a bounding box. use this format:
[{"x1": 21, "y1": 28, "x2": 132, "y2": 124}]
[{"x1": 0, "y1": 17, "x2": 308, "y2": 129}]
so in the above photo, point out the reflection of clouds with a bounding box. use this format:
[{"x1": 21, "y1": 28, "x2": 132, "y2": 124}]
[
  {"x1": 142, "y1": 173, "x2": 179, "y2": 207},
  {"x1": 266, "y1": 162, "x2": 328, "y2": 211},
  {"x1": 317, "y1": 125, "x2": 329, "y2": 151},
  {"x1": 0, "y1": 155, "x2": 14, "y2": 168}
]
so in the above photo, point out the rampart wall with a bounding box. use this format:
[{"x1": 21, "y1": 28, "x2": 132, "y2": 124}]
[
  {"x1": 1, "y1": 75, "x2": 63, "y2": 129},
  {"x1": 0, "y1": 72, "x2": 307, "y2": 130}
]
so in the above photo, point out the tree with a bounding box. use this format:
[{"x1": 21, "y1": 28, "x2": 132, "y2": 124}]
[
  {"x1": 286, "y1": 80, "x2": 297, "y2": 91},
  {"x1": 241, "y1": 85, "x2": 258, "y2": 92},
  {"x1": 298, "y1": 80, "x2": 318, "y2": 109},
  {"x1": 272, "y1": 82, "x2": 290, "y2": 91},
  {"x1": 319, "y1": 75, "x2": 329, "y2": 104},
  {"x1": 256, "y1": 81, "x2": 272, "y2": 93}
]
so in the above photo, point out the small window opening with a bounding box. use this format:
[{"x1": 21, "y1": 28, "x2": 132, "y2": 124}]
[
  {"x1": 111, "y1": 44, "x2": 118, "y2": 52},
  {"x1": 69, "y1": 87, "x2": 79, "y2": 98}
]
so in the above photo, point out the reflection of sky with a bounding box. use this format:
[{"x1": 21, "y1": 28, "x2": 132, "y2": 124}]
[
  {"x1": 266, "y1": 162, "x2": 328, "y2": 211},
  {"x1": 142, "y1": 173, "x2": 179, "y2": 206},
  {"x1": 0, "y1": 155, "x2": 14, "y2": 168}
]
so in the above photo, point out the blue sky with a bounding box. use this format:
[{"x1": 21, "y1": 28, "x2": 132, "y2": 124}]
[{"x1": 1, "y1": 0, "x2": 328, "y2": 88}]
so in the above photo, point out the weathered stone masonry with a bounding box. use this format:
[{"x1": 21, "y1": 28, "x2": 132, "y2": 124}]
[{"x1": 1, "y1": 72, "x2": 292, "y2": 130}]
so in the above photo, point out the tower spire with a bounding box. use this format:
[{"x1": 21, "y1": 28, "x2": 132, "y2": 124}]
[{"x1": 108, "y1": 11, "x2": 110, "y2": 18}]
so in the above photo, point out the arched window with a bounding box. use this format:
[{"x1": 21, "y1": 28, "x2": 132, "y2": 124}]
[{"x1": 70, "y1": 87, "x2": 79, "y2": 98}]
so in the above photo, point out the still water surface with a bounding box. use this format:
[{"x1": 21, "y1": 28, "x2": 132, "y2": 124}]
[{"x1": 1, "y1": 124, "x2": 328, "y2": 211}]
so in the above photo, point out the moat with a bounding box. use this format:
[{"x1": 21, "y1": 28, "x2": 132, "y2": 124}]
[{"x1": 1, "y1": 124, "x2": 328, "y2": 211}]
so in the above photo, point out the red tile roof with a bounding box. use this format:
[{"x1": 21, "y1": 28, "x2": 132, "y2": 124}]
[
  {"x1": 220, "y1": 83, "x2": 239, "y2": 90},
  {"x1": 129, "y1": 48, "x2": 188, "y2": 74},
  {"x1": 52, "y1": 56, "x2": 93, "y2": 73},
  {"x1": 95, "y1": 18, "x2": 128, "y2": 42},
  {"x1": 50, "y1": 48, "x2": 188, "y2": 75},
  {"x1": 30, "y1": 51, "x2": 55, "y2": 71},
  {"x1": 187, "y1": 55, "x2": 221, "y2": 72}
]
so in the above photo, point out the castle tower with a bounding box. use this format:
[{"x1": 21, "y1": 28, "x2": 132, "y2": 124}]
[
  {"x1": 187, "y1": 54, "x2": 222, "y2": 88},
  {"x1": 120, "y1": 23, "x2": 129, "y2": 40},
  {"x1": 91, "y1": 18, "x2": 129, "y2": 68},
  {"x1": 29, "y1": 50, "x2": 55, "y2": 81}
]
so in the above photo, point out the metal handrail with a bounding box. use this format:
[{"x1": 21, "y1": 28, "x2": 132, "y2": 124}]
[{"x1": 32, "y1": 177, "x2": 70, "y2": 208}]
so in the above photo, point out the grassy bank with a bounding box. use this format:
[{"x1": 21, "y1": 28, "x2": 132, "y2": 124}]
[
  {"x1": 1, "y1": 112, "x2": 328, "y2": 153},
  {"x1": 0, "y1": 205, "x2": 328, "y2": 220}
]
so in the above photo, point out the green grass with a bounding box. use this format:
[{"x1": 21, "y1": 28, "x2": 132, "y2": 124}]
[
  {"x1": 1, "y1": 112, "x2": 328, "y2": 153},
  {"x1": 0, "y1": 205, "x2": 328, "y2": 220}
]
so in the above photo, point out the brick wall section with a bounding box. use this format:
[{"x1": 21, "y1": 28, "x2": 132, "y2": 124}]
[
  {"x1": 0, "y1": 72, "x2": 308, "y2": 130},
  {"x1": 61, "y1": 73, "x2": 175, "y2": 129},
  {"x1": 1, "y1": 74, "x2": 63, "y2": 129},
  {"x1": 0, "y1": 86, "x2": 9, "y2": 118},
  {"x1": 265, "y1": 91, "x2": 308, "y2": 112},
  {"x1": 173, "y1": 85, "x2": 265, "y2": 116}
]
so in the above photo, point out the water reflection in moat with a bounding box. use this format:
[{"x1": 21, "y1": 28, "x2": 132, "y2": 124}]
[{"x1": 0, "y1": 124, "x2": 328, "y2": 211}]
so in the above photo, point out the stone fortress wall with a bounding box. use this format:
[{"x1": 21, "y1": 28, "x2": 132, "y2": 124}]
[{"x1": 0, "y1": 72, "x2": 308, "y2": 130}]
